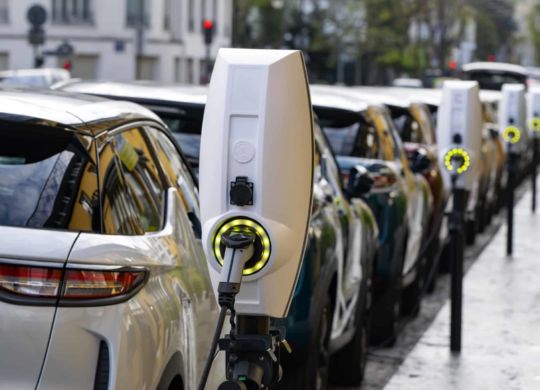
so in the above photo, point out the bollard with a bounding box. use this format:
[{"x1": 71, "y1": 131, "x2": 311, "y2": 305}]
[
  {"x1": 506, "y1": 152, "x2": 518, "y2": 256},
  {"x1": 533, "y1": 137, "x2": 538, "y2": 213},
  {"x1": 449, "y1": 187, "x2": 467, "y2": 353}
]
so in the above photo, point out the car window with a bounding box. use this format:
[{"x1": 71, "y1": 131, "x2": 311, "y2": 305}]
[
  {"x1": 97, "y1": 138, "x2": 144, "y2": 235},
  {"x1": 0, "y1": 121, "x2": 100, "y2": 232},
  {"x1": 112, "y1": 128, "x2": 166, "y2": 233},
  {"x1": 146, "y1": 126, "x2": 202, "y2": 238},
  {"x1": 466, "y1": 71, "x2": 527, "y2": 91},
  {"x1": 317, "y1": 108, "x2": 380, "y2": 159},
  {"x1": 392, "y1": 107, "x2": 424, "y2": 144}
]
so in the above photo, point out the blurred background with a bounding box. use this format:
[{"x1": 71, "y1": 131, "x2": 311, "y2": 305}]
[{"x1": 0, "y1": 0, "x2": 538, "y2": 87}]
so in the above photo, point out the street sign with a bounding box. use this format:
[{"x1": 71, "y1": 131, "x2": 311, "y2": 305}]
[
  {"x1": 57, "y1": 42, "x2": 74, "y2": 57},
  {"x1": 27, "y1": 5, "x2": 47, "y2": 27},
  {"x1": 28, "y1": 27, "x2": 45, "y2": 46}
]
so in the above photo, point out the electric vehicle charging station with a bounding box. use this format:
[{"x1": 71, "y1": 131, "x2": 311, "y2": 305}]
[
  {"x1": 198, "y1": 48, "x2": 314, "y2": 389},
  {"x1": 500, "y1": 83, "x2": 526, "y2": 255},
  {"x1": 527, "y1": 87, "x2": 540, "y2": 213},
  {"x1": 436, "y1": 80, "x2": 483, "y2": 352}
]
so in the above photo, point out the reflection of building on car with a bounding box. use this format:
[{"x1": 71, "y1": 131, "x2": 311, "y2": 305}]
[
  {"x1": 56, "y1": 80, "x2": 381, "y2": 388},
  {"x1": 0, "y1": 89, "x2": 223, "y2": 389}
]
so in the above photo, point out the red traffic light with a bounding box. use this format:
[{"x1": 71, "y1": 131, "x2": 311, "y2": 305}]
[{"x1": 203, "y1": 19, "x2": 214, "y2": 30}]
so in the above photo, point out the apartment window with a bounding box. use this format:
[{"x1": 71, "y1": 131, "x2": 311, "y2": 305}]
[
  {"x1": 52, "y1": 0, "x2": 94, "y2": 25},
  {"x1": 136, "y1": 56, "x2": 158, "y2": 80},
  {"x1": 0, "y1": 0, "x2": 9, "y2": 24},
  {"x1": 163, "y1": 0, "x2": 171, "y2": 30},
  {"x1": 60, "y1": 54, "x2": 98, "y2": 79},
  {"x1": 0, "y1": 53, "x2": 8, "y2": 70},
  {"x1": 188, "y1": 0, "x2": 194, "y2": 32},
  {"x1": 126, "y1": 0, "x2": 150, "y2": 27},
  {"x1": 174, "y1": 58, "x2": 182, "y2": 83},
  {"x1": 186, "y1": 58, "x2": 194, "y2": 84}
]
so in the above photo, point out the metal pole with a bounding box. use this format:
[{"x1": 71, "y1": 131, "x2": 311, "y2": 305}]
[
  {"x1": 533, "y1": 138, "x2": 538, "y2": 213},
  {"x1": 205, "y1": 44, "x2": 211, "y2": 83},
  {"x1": 450, "y1": 187, "x2": 467, "y2": 353},
  {"x1": 507, "y1": 153, "x2": 516, "y2": 256}
]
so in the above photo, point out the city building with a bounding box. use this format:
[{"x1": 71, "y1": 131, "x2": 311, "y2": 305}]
[{"x1": 0, "y1": 0, "x2": 233, "y2": 83}]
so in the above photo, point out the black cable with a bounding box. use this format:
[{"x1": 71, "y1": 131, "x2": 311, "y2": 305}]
[{"x1": 198, "y1": 305, "x2": 228, "y2": 390}]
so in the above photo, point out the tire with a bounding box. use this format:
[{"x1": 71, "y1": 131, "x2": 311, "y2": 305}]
[
  {"x1": 369, "y1": 275, "x2": 401, "y2": 347},
  {"x1": 329, "y1": 282, "x2": 371, "y2": 386},
  {"x1": 278, "y1": 295, "x2": 332, "y2": 390}
]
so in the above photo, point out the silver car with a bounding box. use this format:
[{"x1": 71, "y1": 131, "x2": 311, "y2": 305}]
[{"x1": 0, "y1": 89, "x2": 222, "y2": 389}]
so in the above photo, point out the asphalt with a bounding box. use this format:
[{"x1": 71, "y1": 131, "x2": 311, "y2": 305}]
[{"x1": 380, "y1": 189, "x2": 540, "y2": 390}]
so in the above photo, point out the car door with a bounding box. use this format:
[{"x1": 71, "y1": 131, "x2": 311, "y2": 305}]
[
  {"x1": 145, "y1": 126, "x2": 221, "y2": 387},
  {"x1": 370, "y1": 107, "x2": 424, "y2": 276},
  {"x1": 314, "y1": 125, "x2": 364, "y2": 338}
]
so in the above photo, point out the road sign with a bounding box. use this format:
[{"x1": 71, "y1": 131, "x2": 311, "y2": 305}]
[
  {"x1": 27, "y1": 5, "x2": 47, "y2": 27},
  {"x1": 57, "y1": 42, "x2": 74, "y2": 57},
  {"x1": 28, "y1": 27, "x2": 45, "y2": 46}
]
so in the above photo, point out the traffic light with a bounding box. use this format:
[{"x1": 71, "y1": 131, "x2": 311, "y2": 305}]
[{"x1": 202, "y1": 19, "x2": 214, "y2": 45}]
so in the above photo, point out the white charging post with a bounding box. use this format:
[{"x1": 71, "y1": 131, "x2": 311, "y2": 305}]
[
  {"x1": 500, "y1": 83, "x2": 526, "y2": 255},
  {"x1": 437, "y1": 80, "x2": 483, "y2": 352},
  {"x1": 527, "y1": 87, "x2": 540, "y2": 212},
  {"x1": 197, "y1": 49, "x2": 314, "y2": 390}
]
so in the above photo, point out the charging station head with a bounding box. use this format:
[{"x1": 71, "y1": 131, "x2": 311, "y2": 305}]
[
  {"x1": 528, "y1": 86, "x2": 540, "y2": 136},
  {"x1": 499, "y1": 83, "x2": 527, "y2": 152},
  {"x1": 199, "y1": 49, "x2": 314, "y2": 317},
  {"x1": 436, "y1": 80, "x2": 483, "y2": 190}
]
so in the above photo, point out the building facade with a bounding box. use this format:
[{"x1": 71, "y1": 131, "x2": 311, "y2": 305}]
[{"x1": 0, "y1": 0, "x2": 233, "y2": 83}]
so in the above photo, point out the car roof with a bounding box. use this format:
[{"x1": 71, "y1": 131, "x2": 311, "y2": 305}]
[
  {"x1": 0, "y1": 68, "x2": 70, "y2": 78},
  {"x1": 462, "y1": 62, "x2": 528, "y2": 76},
  {"x1": 310, "y1": 85, "x2": 371, "y2": 112},
  {"x1": 0, "y1": 87, "x2": 164, "y2": 135},
  {"x1": 55, "y1": 80, "x2": 208, "y2": 106}
]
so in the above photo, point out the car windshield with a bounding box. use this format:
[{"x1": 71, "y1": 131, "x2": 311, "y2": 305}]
[
  {"x1": 0, "y1": 121, "x2": 99, "y2": 232},
  {"x1": 466, "y1": 70, "x2": 526, "y2": 91}
]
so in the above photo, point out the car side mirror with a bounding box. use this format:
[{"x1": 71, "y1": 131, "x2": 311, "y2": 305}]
[
  {"x1": 346, "y1": 166, "x2": 374, "y2": 197},
  {"x1": 411, "y1": 151, "x2": 431, "y2": 174},
  {"x1": 488, "y1": 126, "x2": 499, "y2": 140}
]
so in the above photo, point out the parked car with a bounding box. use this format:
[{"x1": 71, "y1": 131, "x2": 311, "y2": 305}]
[
  {"x1": 0, "y1": 88, "x2": 224, "y2": 389},
  {"x1": 347, "y1": 86, "x2": 449, "y2": 286},
  {"x1": 310, "y1": 85, "x2": 433, "y2": 344},
  {"x1": 56, "y1": 80, "x2": 380, "y2": 388},
  {"x1": 0, "y1": 68, "x2": 70, "y2": 87},
  {"x1": 462, "y1": 62, "x2": 528, "y2": 91},
  {"x1": 397, "y1": 87, "x2": 502, "y2": 243}
]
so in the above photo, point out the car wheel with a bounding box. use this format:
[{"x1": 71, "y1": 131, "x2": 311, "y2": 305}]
[
  {"x1": 369, "y1": 275, "x2": 401, "y2": 347},
  {"x1": 329, "y1": 282, "x2": 371, "y2": 386},
  {"x1": 278, "y1": 295, "x2": 332, "y2": 390}
]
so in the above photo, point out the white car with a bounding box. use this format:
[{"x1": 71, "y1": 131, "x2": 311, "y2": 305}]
[{"x1": 0, "y1": 89, "x2": 222, "y2": 389}]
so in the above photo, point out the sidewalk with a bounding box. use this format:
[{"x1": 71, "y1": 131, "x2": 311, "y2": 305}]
[{"x1": 384, "y1": 190, "x2": 540, "y2": 390}]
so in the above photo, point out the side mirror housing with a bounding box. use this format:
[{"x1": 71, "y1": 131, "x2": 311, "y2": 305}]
[
  {"x1": 410, "y1": 150, "x2": 431, "y2": 174},
  {"x1": 346, "y1": 166, "x2": 374, "y2": 197}
]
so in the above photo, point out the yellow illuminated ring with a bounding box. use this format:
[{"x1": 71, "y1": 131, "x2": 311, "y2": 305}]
[
  {"x1": 212, "y1": 218, "x2": 271, "y2": 276},
  {"x1": 444, "y1": 148, "x2": 471, "y2": 175},
  {"x1": 503, "y1": 126, "x2": 521, "y2": 144},
  {"x1": 529, "y1": 118, "x2": 540, "y2": 132}
]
